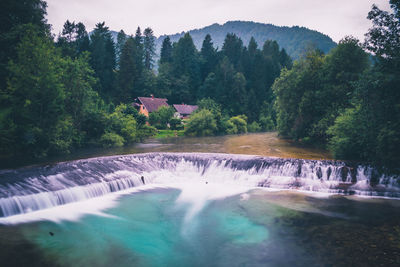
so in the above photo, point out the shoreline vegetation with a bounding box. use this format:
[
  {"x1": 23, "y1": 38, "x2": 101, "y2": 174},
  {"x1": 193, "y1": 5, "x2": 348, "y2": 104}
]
[
  {"x1": 0, "y1": 1, "x2": 399, "y2": 173},
  {"x1": 0, "y1": 132, "x2": 331, "y2": 170}
]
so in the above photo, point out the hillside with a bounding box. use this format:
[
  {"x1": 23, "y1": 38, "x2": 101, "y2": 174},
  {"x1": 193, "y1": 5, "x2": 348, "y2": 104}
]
[
  {"x1": 108, "y1": 21, "x2": 336, "y2": 60},
  {"x1": 156, "y1": 21, "x2": 337, "y2": 59}
]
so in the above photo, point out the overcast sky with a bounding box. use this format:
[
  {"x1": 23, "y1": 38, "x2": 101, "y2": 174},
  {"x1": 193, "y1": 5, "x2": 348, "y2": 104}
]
[{"x1": 46, "y1": 0, "x2": 391, "y2": 42}]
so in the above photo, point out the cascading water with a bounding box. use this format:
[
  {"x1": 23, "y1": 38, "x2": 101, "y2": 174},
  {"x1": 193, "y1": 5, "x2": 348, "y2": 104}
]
[{"x1": 0, "y1": 152, "x2": 399, "y2": 218}]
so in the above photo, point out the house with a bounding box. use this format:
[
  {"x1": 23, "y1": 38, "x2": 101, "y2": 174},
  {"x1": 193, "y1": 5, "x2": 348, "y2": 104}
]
[
  {"x1": 173, "y1": 104, "x2": 198, "y2": 119},
  {"x1": 133, "y1": 95, "x2": 169, "y2": 117}
]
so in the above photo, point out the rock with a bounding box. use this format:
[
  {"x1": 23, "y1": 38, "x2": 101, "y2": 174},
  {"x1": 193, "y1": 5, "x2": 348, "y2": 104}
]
[
  {"x1": 340, "y1": 167, "x2": 349, "y2": 182},
  {"x1": 350, "y1": 167, "x2": 357, "y2": 183},
  {"x1": 316, "y1": 167, "x2": 323, "y2": 179},
  {"x1": 327, "y1": 167, "x2": 332, "y2": 180}
]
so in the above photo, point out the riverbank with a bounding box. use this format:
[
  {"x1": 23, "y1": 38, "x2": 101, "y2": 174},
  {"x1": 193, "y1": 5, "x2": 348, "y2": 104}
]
[
  {"x1": 154, "y1": 129, "x2": 185, "y2": 138},
  {"x1": 0, "y1": 132, "x2": 332, "y2": 170}
]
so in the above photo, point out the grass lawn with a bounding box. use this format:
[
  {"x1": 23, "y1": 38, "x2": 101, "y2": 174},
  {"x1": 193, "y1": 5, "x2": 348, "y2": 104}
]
[{"x1": 154, "y1": 129, "x2": 185, "y2": 138}]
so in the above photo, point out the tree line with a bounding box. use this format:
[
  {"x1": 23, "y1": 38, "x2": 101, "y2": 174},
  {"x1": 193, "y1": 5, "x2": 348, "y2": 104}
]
[
  {"x1": 272, "y1": 0, "x2": 400, "y2": 170},
  {"x1": 0, "y1": 0, "x2": 399, "y2": 171},
  {"x1": 0, "y1": 0, "x2": 291, "y2": 160}
]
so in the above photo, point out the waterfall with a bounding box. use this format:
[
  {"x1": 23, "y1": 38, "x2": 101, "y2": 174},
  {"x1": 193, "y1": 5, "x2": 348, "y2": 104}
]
[{"x1": 0, "y1": 153, "x2": 399, "y2": 217}]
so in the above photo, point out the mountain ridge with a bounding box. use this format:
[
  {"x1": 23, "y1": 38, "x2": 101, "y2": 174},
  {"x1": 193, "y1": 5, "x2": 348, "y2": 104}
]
[{"x1": 109, "y1": 20, "x2": 337, "y2": 60}]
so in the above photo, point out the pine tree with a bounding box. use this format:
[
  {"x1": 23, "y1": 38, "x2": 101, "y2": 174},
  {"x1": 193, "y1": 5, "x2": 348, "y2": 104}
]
[
  {"x1": 143, "y1": 27, "x2": 156, "y2": 70},
  {"x1": 160, "y1": 36, "x2": 173, "y2": 64},
  {"x1": 171, "y1": 33, "x2": 200, "y2": 101},
  {"x1": 200, "y1": 34, "x2": 218, "y2": 81},
  {"x1": 117, "y1": 37, "x2": 137, "y2": 102},
  {"x1": 116, "y1": 30, "x2": 127, "y2": 63},
  {"x1": 221, "y1": 33, "x2": 244, "y2": 71},
  {"x1": 0, "y1": 0, "x2": 49, "y2": 93},
  {"x1": 89, "y1": 22, "x2": 116, "y2": 100},
  {"x1": 57, "y1": 21, "x2": 90, "y2": 58}
]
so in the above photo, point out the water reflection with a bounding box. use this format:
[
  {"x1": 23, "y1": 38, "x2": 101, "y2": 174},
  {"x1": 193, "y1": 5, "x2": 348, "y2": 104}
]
[
  {"x1": 1, "y1": 132, "x2": 332, "y2": 169},
  {"x1": 108, "y1": 132, "x2": 330, "y2": 159}
]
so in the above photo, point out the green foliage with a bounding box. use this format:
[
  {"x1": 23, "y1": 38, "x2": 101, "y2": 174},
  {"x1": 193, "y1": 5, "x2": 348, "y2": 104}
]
[
  {"x1": 100, "y1": 132, "x2": 125, "y2": 148},
  {"x1": 197, "y1": 98, "x2": 221, "y2": 113},
  {"x1": 325, "y1": 2, "x2": 400, "y2": 168},
  {"x1": 200, "y1": 34, "x2": 218, "y2": 81},
  {"x1": 56, "y1": 20, "x2": 90, "y2": 58},
  {"x1": 185, "y1": 109, "x2": 217, "y2": 136},
  {"x1": 116, "y1": 37, "x2": 137, "y2": 102},
  {"x1": 116, "y1": 30, "x2": 127, "y2": 62},
  {"x1": 273, "y1": 38, "x2": 368, "y2": 142},
  {"x1": 143, "y1": 27, "x2": 156, "y2": 70},
  {"x1": 106, "y1": 104, "x2": 137, "y2": 144},
  {"x1": 0, "y1": 0, "x2": 49, "y2": 92},
  {"x1": 248, "y1": 121, "x2": 261, "y2": 133},
  {"x1": 196, "y1": 98, "x2": 225, "y2": 133},
  {"x1": 160, "y1": 36, "x2": 173, "y2": 64},
  {"x1": 259, "y1": 102, "x2": 276, "y2": 131},
  {"x1": 136, "y1": 124, "x2": 157, "y2": 140},
  {"x1": 2, "y1": 26, "x2": 65, "y2": 157},
  {"x1": 156, "y1": 21, "x2": 336, "y2": 60},
  {"x1": 327, "y1": 107, "x2": 366, "y2": 160},
  {"x1": 148, "y1": 106, "x2": 175, "y2": 129},
  {"x1": 271, "y1": 2, "x2": 400, "y2": 170},
  {"x1": 226, "y1": 115, "x2": 248, "y2": 134},
  {"x1": 170, "y1": 33, "x2": 200, "y2": 103},
  {"x1": 169, "y1": 117, "x2": 183, "y2": 130},
  {"x1": 89, "y1": 22, "x2": 116, "y2": 100},
  {"x1": 4, "y1": 2, "x2": 399, "y2": 172},
  {"x1": 148, "y1": 112, "x2": 161, "y2": 128},
  {"x1": 154, "y1": 129, "x2": 184, "y2": 138}
]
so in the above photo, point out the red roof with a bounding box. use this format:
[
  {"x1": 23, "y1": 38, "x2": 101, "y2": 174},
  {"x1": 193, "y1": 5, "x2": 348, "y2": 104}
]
[
  {"x1": 137, "y1": 97, "x2": 169, "y2": 113},
  {"x1": 173, "y1": 104, "x2": 198, "y2": 115}
]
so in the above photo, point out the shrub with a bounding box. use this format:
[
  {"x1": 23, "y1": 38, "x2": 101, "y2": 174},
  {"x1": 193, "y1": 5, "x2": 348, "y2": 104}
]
[
  {"x1": 137, "y1": 125, "x2": 157, "y2": 141},
  {"x1": 169, "y1": 117, "x2": 182, "y2": 130},
  {"x1": 248, "y1": 121, "x2": 261, "y2": 132},
  {"x1": 226, "y1": 115, "x2": 247, "y2": 134},
  {"x1": 184, "y1": 109, "x2": 217, "y2": 136},
  {"x1": 100, "y1": 132, "x2": 125, "y2": 148}
]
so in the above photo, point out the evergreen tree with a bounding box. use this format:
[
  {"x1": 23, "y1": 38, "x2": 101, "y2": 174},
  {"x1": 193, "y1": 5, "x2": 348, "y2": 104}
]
[
  {"x1": 171, "y1": 33, "x2": 200, "y2": 102},
  {"x1": 160, "y1": 36, "x2": 173, "y2": 64},
  {"x1": 89, "y1": 22, "x2": 116, "y2": 100},
  {"x1": 200, "y1": 34, "x2": 218, "y2": 81},
  {"x1": 198, "y1": 72, "x2": 218, "y2": 99},
  {"x1": 143, "y1": 27, "x2": 156, "y2": 70},
  {"x1": 221, "y1": 33, "x2": 244, "y2": 70},
  {"x1": 279, "y1": 48, "x2": 292, "y2": 69},
  {"x1": 116, "y1": 37, "x2": 137, "y2": 102},
  {"x1": 75, "y1": 22, "x2": 90, "y2": 54},
  {"x1": 134, "y1": 27, "x2": 144, "y2": 72},
  {"x1": 116, "y1": 30, "x2": 127, "y2": 64},
  {"x1": 0, "y1": 0, "x2": 49, "y2": 93},
  {"x1": 56, "y1": 20, "x2": 90, "y2": 58}
]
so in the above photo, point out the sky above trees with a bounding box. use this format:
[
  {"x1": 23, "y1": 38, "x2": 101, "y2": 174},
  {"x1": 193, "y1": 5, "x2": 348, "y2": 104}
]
[{"x1": 47, "y1": 0, "x2": 390, "y2": 42}]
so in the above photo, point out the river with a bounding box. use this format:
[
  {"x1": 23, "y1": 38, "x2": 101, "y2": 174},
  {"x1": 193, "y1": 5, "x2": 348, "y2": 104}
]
[{"x1": 0, "y1": 133, "x2": 399, "y2": 266}]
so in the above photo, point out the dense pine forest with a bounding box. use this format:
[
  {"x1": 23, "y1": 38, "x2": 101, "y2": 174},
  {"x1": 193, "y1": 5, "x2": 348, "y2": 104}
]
[{"x1": 0, "y1": 0, "x2": 399, "y2": 171}]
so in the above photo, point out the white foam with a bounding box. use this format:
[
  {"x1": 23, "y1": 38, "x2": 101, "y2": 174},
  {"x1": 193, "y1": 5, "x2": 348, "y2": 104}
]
[{"x1": 0, "y1": 185, "x2": 166, "y2": 225}]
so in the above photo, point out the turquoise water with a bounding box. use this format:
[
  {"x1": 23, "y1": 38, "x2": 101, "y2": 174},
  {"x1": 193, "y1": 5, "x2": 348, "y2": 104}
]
[{"x1": 1, "y1": 187, "x2": 400, "y2": 266}]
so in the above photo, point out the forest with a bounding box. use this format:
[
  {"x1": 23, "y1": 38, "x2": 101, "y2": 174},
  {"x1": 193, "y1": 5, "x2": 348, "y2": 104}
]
[
  {"x1": 155, "y1": 20, "x2": 336, "y2": 59},
  {"x1": 0, "y1": 0, "x2": 399, "y2": 171}
]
